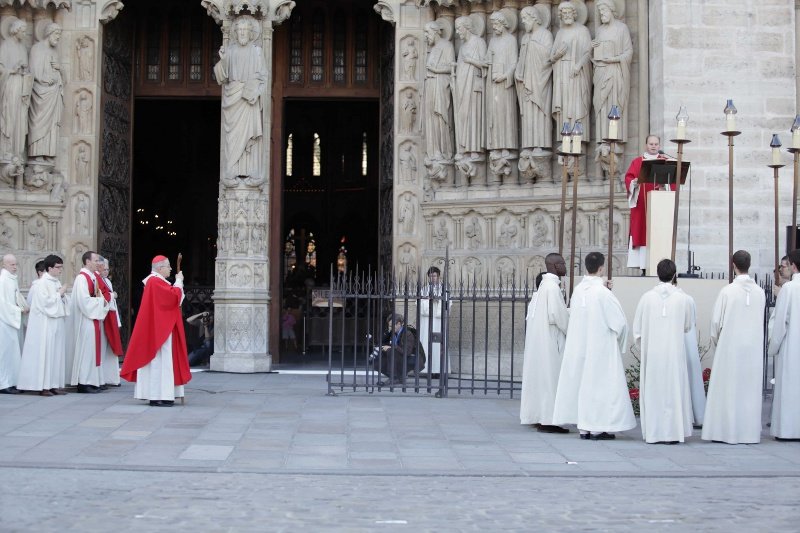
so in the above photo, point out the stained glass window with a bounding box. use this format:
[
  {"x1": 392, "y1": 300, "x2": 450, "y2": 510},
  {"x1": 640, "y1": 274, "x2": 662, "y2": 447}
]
[
  {"x1": 333, "y1": 11, "x2": 346, "y2": 84},
  {"x1": 189, "y1": 14, "x2": 203, "y2": 81},
  {"x1": 146, "y1": 13, "x2": 160, "y2": 81},
  {"x1": 311, "y1": 10, "x2": 324, "y2": 83},
  {"x1": 354, "y1": 13, "x2": 368, "y2": 84},
  {"x1": 289, "y1": 14, "x2": 303, "y2": 83},
  {"x1": 167, "y1": 10, "x2": 182, "y2": 81}
]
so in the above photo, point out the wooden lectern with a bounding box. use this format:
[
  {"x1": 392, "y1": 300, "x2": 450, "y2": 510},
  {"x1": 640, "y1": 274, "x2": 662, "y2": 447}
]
[{"x1": 638, "y1": 160, "x2": 690, "y2": 273}]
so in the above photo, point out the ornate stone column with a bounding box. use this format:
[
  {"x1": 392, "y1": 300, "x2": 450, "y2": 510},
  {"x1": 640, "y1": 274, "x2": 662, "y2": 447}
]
[{"x1": 203, "y1": 0, "x2": 294, "y2": 373}]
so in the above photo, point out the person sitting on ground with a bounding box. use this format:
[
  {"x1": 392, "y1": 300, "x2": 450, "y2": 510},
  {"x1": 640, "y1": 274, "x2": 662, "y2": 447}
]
[{"x1": 376, "y1": 313, "x2": 425, "y2": 387}]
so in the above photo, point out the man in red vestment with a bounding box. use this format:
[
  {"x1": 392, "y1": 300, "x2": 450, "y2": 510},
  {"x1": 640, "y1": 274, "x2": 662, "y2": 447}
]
[
  {"x1": 120, "y1": 255, "x2": 191, "y2": 406},
  {"x1": 624, "y1": 135, "x2": 670, "y2": 273},
  {"x1": 96, "y1": 257, "x2": 123, "y2": 387}
]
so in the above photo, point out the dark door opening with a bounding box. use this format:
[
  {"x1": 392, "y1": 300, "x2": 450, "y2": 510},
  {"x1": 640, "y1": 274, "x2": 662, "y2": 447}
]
[
  {"x1": 280, "y1": 99, "x2": 379, "y2": 361},
  {"x1": 131, "y1": 99, "x2": 220, "y2": 311}
]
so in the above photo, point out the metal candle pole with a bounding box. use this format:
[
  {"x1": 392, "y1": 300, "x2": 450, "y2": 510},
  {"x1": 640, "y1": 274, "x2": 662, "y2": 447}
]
[
  {"x1": 670, "y1": 106, "x2": 690, "y2": 262},
  {"x1": 722, "y1": 99, "x2": 740, "y2": 282},
  {"x1": 789, "y1": 114, "x2": 800, "y2": 252},
  {"x1": 558, "y1": 121, "x2": 572, "y2": 256},
  {"x1": 769, "y1": 135, "x2": 785, "y2": 275},
  {"x1": 569, "y1": 121, "x2": 584, "y2": 298},
  {"x1": 603, "y1": 105, "x2": 621, "y2": 281}
]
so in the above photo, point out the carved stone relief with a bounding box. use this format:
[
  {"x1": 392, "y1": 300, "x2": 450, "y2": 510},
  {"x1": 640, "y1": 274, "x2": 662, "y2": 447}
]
[
  {"x1": 529, "y1": 211, "x2": 551, "y2": 247},
  {"x1": 398, "y1": 141, "x2": 417, "y2": 183},
  {"x1": 496, "y1": 256, "x2": 516, "y2": 285},
  {"x1": 71, "y1": 242, "x2": 88, "y2": 271},
  {"x1": 0, "y1": 213, "x2": 16, "y2": 248},
  {"x1": 399, "y1": 36, "x2": 418, "y2": 82},
  {"x1": 497, "y1": 214, "x2": 520, "y2": 249},
  {"x1": 399, "y1": 88, "x2": 417, "y2": 134},
  {"x1": 28, "y1": 21, "x2": 64, "y2": 163},
  {"x1": 73, "y1": 192, "x2": 89, "y2": 234},
  {"x1": 74, "y1": 141, "x2": 91, "y2": 184},
  {"x1": 398, "y1": 242, "x2": 417, "y2": 275},
  {"x1": 228, "y1": 263, "x2": 253, "y2": 288},
  {"x1": 464, "y1": 215, "x2": 483, "y2": 250},
  {"x1": 398, "y1": 192, "x2": 415, "y2": 235},
  {"x1": 462, "y1": 256, "x2": 482, "y2": 282},
  {"x1": 74, "y1": 35, "x2": 94, "y2": 81},
  {"x1": 527, "y1": 255, "x2": 546, "y2": 280},
  {"x1": 74, "y1": 89, "x2": 93, "y2": 134},
  {"x1": 26, "y1": 215, "x2": 46, "y2": 251},
  {"x1": 432, "y1": 216, "x2": 450, "y2": 249}
]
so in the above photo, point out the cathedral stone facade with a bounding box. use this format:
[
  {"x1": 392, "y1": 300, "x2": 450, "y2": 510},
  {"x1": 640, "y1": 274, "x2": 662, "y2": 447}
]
[{"x1": 0, "y1": 0, "x2": 796, "y2": 371}]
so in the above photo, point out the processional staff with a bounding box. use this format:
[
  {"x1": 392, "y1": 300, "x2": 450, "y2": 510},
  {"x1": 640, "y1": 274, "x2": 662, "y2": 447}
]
[
  {"x1": 670, "y1": 106, "x2": 690, "y2": 263},
  {"x1": 603, "y1": 105, "x2": 621, "y2": 281},
  {"x1": 721, "y1": 99, "x2": 740, "y2": 282},
  {"x1": 769, "y1": 135, "x2": 785, "y2": 279},
  {"x1": 788, "y1": 115, "x2": 800, "y2": 252}
]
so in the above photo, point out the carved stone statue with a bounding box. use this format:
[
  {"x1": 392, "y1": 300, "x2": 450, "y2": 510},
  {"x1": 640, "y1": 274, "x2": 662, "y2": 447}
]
[
  {"x1": 592, "y1": 0, "x2": 633, "y2": 142},
  {"x1": 550, "y1": 2, "x2": 591, "y2": 129},
  {"x1": 465, "y1": 216, "x2": 482, "y2": 250},
  {"x1": 75, "y1": 143, "x2": 90, "y2": 183},
  {"x1": 214, "y1": 16, "x2": 267, "y2": 185},
  {"x1": 74, "y1": 193, "x2": 88, "y2": 234},
  {"x1": 423, "y1": 20, "x2": 454, "y2": 163},
  {"x1": 399, "y1": 89, "x2": 417, "y2": 134},
  {"x1": 486, "y1": 11, "x2": 518, "y2": 153},
  {"x1": 498, "y1": 215, "x2": 519, "y2": 248},
  {"x1": 28, "y1": 23, "x2": 64, "y2": 161},
  {"x1": 531, "y1": 213, "x2": 549, "y2": 246},
  {"x1": 398, "y1": 143, "x2": 416, "y2": 183},
  {"x1": 75, "y1": 35, "x2": 94, "y2": 81},
  {"x1": 401, "y1": 38, "x2": 418, "y2": 81},
  {"x1": 74, "y1": 90, "x2": 92, "y2": 134},
  {"x1": 516, "y1": 5, "x2": 553, "y2": 151},
  {"x1": 398, "y1": 193, "x2": 415, "y2": 235},
  {"x1": 0, "y1": 17, "x2": 31, "y2": 161},
  {"x1": 433, "y1": 218, "x2": 450, "y2": 249},
  {"x1": 453, "y1": 16, "x2": 486, "y2": 159},
  {"x1": 28, "y1": 217, "x2": 45, "y2": 250},
  {"x1": 0, "y1": 216, "x2": 12, "y2": 247}
]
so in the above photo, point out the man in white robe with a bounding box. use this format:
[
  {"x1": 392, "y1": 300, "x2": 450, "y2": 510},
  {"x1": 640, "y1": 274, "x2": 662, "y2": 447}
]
[
  {"x1": 633, "y1": 259, "x2": 693, "y2": 444},
  {"x1": 18, "y1": 255, "x2": 68, "y2": 395},
  {"x1": 25, "y1": 260, "x2": 45, "y2": 308},
  {"x1": 67, "y1": 250, "x2": 109, "y2": 393},
  {"x1": 520, "y1": 253, "x2": 569, "y2": 433},
  {"x1": 769, "y1": 249, "x2": 800, "y2": 440},
  {"x1": 0, "y1": 254, "x2": 26, "y2": 394},
  {"x1": 552, "y1": 252, "x2": 636, "y2": 439},
  {"x1": 702, "y1": 250, "x2": 766, "y2": 444},
  {"x1": 419, "y1": 266, "x2": 445, "y2": 376},
  {"x1": 679, "y1": 289, "x2": 707, "y2": 427}
]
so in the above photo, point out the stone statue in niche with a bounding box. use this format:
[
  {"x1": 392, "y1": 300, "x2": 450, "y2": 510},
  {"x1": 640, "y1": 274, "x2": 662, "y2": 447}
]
[
  {"x1": 75, "y1": 35, "x2": 94, "y2": 81},
  {"x1": 423, "y1": 20, "x2": 454, "y2": 165},
  {"x1": 72, "y1": 242, "x2": 87, "y2": 271},
  {"x1": 465, "y1": 216, "x2": 483, "y2": 250},
  {"x1": 74, "y1": 90, "x2": 93, "y2": 134},
  {"x1": 29, "y1": 22, "x2": 64, "y2": 162},
  {"x1": 0, "y1": 157, "x2": 23, "y2": 188},
  {"x1": 485, "y1": 11, "x2": 518, "y2": 157},
  {"x1": 516, "y1": 5, "x2": 553, "y2": 152},
  {"x1": 0, "y1": 17, "x2": 32, "y2": 162},
  {"x1": 496, "y1": 257, "x2": 515, "y2": 284},
  {"x1": 398, "y1": 243, "x2": 416, "y2": 274},
  {"x1": 531, "y1": 213, "x2": 549, "y2": 246},
  {"x1": 453, "y1": 16, "x2": 486, "y2": 166},
  {"x1": 592, "y1": 0, "x2": 632, "y2": 143},
  {"x1": 433, "y1": 218, "x2": 450, "y2": 249},
  {"x1": 0, "y1": 216, "x2": 13, "y2": 247},
  {"x1": 75, "y1": 143, "x2": 90, "y2": 184},
  {"x1": 398, "y1": 143, "x2": 417, "y2": 183},
  {"x1": 550, "y1": 1, "x2": 591, "y2": 130},
  {"x1": 600, "y1": 211, "x2": 621, "y2": 246},
  {"x1": 234, "y1": 219, "x2": 248, "y2": 253},
  {"x1": 251, "y1": 224, "x2": 264, "y2": 253},
  {"x1": 214, "y1": 16, "x2": 267, "y2": 186},
  {"x1": 399, "y1": 89, "x2": 417, "y2": 134},
  {"x1": 462, "y1": 256, "x2": 482, "y2": 281},
  {"x1": 498, "y1": 215, "x2": 519, "y2": 248},
  {"x1": 400, "y1": 38, "x2": 418, "y2": 82},
  {"x1": 398, "y1": 193, "x2": 415, "y2": 235},
  {"x1": 28, "y1": 217, "x2": 46, "y2": 250},
  {"x1": 594, "y1": 142, "x2": 621, "y2": 182},
  {"x1": 74, "y1": 193, "x2": 89, "y2": 234}
]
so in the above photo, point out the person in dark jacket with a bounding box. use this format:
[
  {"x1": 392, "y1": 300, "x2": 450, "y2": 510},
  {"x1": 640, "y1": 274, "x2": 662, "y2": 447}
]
[{"x1": 377, "y1": 313, "x2": 425, "y2": 386}]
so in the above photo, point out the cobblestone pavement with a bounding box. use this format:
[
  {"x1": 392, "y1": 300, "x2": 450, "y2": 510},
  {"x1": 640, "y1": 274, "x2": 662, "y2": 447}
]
[{"x1": 1, "y1": 372, "x2": 799, "y2": 531}]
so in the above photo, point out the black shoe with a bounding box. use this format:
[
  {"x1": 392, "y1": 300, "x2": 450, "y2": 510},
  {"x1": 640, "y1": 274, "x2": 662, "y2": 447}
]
[
  {"x1": 108, "y1": 383, "x2": 122, "y2": 387},
  {"x1": 590, "y1": 432, "x2": 616, "y2": 440},
  {"x1": 775, "y1": 437, "x2": 800, "y2": 442},
  {"x1": 537, "y1": 425, "x2": 570, "y2": 434},
  {"x1": 161, "y1": 400, "x2": 174, "y2": 406},
  {"x1": 99, "y1": 384, "x2": 109, "y2": 390},
  {"x1": 692, "y1": 424, "x2": 703, "y2": 430},
  {"x1": 0, "y1": 387, "x2": 20, "y2": 394},
  {"x1": 579, "y1": 433, "x2": 591, "y2": 440},
  {"x1": 659, "y1": 441, "x2": 679, "y2": 445},
  {"x1": 149, "y1": 400, "x2": 172, "y2": 407},
  {"x1": 76, "y1": 384, "x2": 101, "y2": 394}
]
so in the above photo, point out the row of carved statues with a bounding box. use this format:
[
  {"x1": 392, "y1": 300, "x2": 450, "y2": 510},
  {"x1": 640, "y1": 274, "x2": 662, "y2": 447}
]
[
  {"x1": 403, "y1": 0, "x2": 631, "y2": 186},
  {"x1": 0, "y1": 17, "x2": 65, "y2": 172}
]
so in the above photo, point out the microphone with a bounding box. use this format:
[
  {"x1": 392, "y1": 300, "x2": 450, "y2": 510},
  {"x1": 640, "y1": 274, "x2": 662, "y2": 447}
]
[{"x1": 657, "y1": 149, "x2": 677, "y2": 159}]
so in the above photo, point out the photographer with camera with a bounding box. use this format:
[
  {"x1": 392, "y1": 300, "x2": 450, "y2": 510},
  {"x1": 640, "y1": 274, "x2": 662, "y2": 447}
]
[
  {"x1": 186, "y1": 311, "x2": 214, "y2": 367},
  {"x1": 374, "y1": 313, "x2": 425, "y2": 387}
]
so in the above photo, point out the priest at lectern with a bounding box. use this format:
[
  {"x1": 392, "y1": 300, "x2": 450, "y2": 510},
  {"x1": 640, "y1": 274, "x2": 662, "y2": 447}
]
[{"x1": 624, "y1": 135, "x2": 669, "y2": 273}]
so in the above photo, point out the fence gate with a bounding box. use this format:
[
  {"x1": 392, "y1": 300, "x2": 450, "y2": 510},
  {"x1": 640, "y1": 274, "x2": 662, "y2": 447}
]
[{"x1": 325, "y1": 258, "x2": 533, "y2": 398}]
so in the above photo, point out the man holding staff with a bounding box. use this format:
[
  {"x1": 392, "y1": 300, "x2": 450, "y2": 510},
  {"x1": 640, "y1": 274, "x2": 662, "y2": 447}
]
[{"x1": 121, "y1": 255, "x2": 191, "y2": 407}]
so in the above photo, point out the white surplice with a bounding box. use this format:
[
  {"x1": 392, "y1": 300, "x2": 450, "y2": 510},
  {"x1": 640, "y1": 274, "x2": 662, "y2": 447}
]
[
  {"x1": 520, "y1": 273, "x2": 569, "y2": 426},
  {"x1": 680, "y1": 290, "x2": 706, "y2": 425},
  {"x1": 702, "y1": 275, "x2": 766, "y2": 444},
  {"x1": 100, "y1": 276, "x2": 120, "y2": 386},
  {"x1": 769, "y1": 273, "x2": 800, "y2": 439},
  {"x1": 133, "y1": 272, "x2": 185, "y2": 401},
  {"x1": 552, "y1": 276, "x2": 636, "y2": 433},
  {"x1": 418, "y1": 284, "x2": 445, "y2": 374},
  {"x1": 0, "y1": 268, "x2": 24, "y2": 389},
  {"x1": 66, "y1": 268, "x2": 109, "y2": 386},
  {"x1": 17, "y1": 273, "x2": 68, "y2": 391},
  {"x1": 633, "y1": 283, "x2": 693, "y2": 443}
]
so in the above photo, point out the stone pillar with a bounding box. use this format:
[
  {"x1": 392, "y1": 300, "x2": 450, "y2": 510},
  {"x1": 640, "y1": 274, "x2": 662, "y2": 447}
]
[{"x1": 204, "y1": 0, "x2": 294, "y2": 373}]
